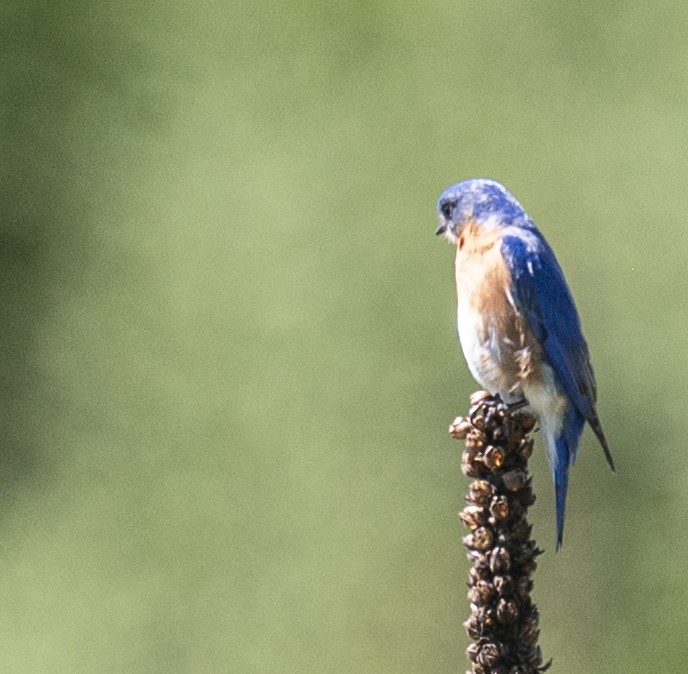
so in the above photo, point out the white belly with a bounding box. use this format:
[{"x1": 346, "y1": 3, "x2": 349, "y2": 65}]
[{"x1": 456, "y1": 302, "x2": 517, "y2": 398}]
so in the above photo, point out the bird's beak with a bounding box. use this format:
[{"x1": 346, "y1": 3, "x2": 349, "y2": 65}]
[{"x1": 435, "y1": 222, "x2": 448, "y2": 236}]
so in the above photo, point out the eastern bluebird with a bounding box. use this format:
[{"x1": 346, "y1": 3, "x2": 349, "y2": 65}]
[{"x1": 436, "y1": 178, "x2": 614, "y2": 548}]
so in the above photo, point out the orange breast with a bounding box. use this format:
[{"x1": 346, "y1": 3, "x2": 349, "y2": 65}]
[{"x1": 454, "y1": 221, "x2": 544, "y2": 392}]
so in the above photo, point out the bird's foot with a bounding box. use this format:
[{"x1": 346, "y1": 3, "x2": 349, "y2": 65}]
[
  {"x1": 506, "y1": 398, "x2": 529, "y2": 412},
  {"x1": 492, "y1": 393, "x2": 529, "y2": 412}
]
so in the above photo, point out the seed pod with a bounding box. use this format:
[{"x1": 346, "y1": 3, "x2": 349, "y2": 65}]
[
  {"x1": 465, "y1": 429, "x2": 486, "y2": 450},
  {"x1": 490, "y1": 546, "x2": 511, "y2": 573},
  {"x1": 471, "y1": 527, "x2": 494, "y2": 551},
  {"x1": 469, "y1": 480, "x2": 493, "y2": 506},
  {"x1": 515, "y1": 413, "x2": 537, "y2": 433},
  {"x1": 469, "y1": 390, "x2": 492, "y2": 406},
  {"x1": 496, "y1": 598, "x2": 519, "y2": 624},
  {"x1": 489, "y1": 495, "x2": 509, "y2": 521},
  {"x1": 515, "y1": 575, "x2": 533, "y2": 600},
  {"x1": 477, "y1": 641, "x2": 500, "y2": 668},
  {"x1": 502, "y1": 469, "x2": 527, "y2": 492},
  {"x1": 466, "y1": 642, "x2": 480, "y2": 663},
  {"x1": 459, "y1": 505, "x2": 486, "y2": 530},
  {"x1": 461, "y1": 451, "x2": 484, "y2": 478},
  {"x1": 519, "y1": 614, "x2": 540, "y2": 646},
  {"x1": 463, "y1": 614, "x2": 481, "y2": 640},
  {"x1": 518, "y1": 437, "x2": 534, "y2": 460},
  {"x1": 450, "y1": 417, "x2": 473, "y2": 439},
  {"x1": 469, "y1": 579, "x2": 495, "y2": 605},
  {"x1": 483, "y1": 445, "x2": 505, "y2": 469},
  {"x1": 493, "y1": 574, "x2": 514, "y2": 596},
  {"x1": 468, "y1": 565, "x2": 490, "y2": 584}
]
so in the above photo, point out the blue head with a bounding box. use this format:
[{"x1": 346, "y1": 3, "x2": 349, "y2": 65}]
[{"x1": 435, "y1": 179, "x2": 534, "y2": 243}]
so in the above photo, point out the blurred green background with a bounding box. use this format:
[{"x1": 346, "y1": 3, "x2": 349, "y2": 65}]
[{"x1": 2, "y1": 1, "x2": 687, "y2": 672}]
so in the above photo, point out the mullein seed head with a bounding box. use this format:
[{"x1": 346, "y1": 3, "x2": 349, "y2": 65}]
[{"x1": 452, "y1": 393, "x2": 551, "y2": 673}]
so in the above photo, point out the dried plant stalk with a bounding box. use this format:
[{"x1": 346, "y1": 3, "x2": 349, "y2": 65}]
[{"x1": 449, "y1": 391, "x2": 551, "y2": 674}]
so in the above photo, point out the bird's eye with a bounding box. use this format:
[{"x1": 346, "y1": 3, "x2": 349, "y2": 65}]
[{"x1": 440, "y1": 199, "x2": 455, "y2": 220}]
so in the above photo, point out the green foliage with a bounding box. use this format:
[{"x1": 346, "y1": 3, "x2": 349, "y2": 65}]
[{"x1": 2, "y1": 1, "x2": 686, "y2": 671}]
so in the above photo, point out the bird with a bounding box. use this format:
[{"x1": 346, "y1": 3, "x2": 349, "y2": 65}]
[{"x1": 435, "y1": 178, "x2": 614, "y2": 548}]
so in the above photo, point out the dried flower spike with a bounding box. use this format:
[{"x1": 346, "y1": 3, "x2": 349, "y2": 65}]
[{"x1": 452, "y1": 393, "x2": 552, "y2": 673}]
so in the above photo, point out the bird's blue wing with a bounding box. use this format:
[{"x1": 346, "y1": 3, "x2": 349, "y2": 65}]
[
  {"x1": 501, "y1": 232, "x2": 614, "y2": 549},
  {"x1": 500, "y1": 233, "x2": 601, "y2": 437}
]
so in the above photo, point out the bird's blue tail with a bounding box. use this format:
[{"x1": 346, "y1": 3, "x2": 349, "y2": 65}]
[
  {"x1": 553, "y1": 408, "x2": 585, "y2": 549},
  {"x1": 553, "y1": 441, "x2": 569, "y2": 550}
]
